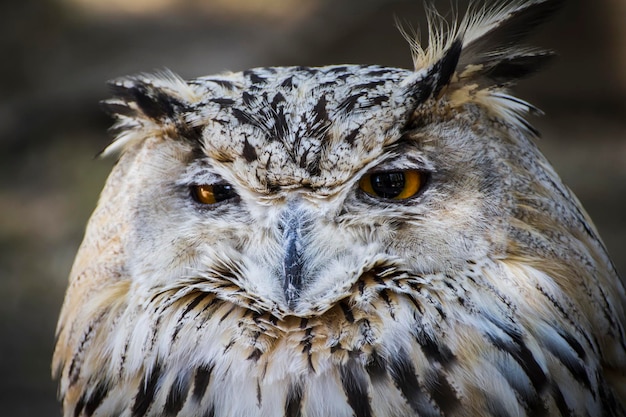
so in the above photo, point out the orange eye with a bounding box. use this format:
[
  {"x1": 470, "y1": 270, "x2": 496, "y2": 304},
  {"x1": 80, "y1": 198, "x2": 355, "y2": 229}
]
[
  {"x1": 191, "y1": 183, "x2": 237, "y2": 204},
  {"x1": 359, "y1": 170, "x2": 423, "y2": 200}
]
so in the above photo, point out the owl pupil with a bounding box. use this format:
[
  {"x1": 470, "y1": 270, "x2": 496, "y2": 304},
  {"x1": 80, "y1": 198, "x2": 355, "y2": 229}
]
[
  {"x1": 212, "y1": 184, "x2": 236, "y2": 202},
  {"x1": 370, "y1": 172, "x2": 405, "y2": 198}
]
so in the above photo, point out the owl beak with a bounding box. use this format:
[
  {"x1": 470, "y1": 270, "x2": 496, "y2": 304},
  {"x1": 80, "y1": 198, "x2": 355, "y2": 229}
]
[{"x1": 280, "y1": 204, "x2": 308, "y2": 309}]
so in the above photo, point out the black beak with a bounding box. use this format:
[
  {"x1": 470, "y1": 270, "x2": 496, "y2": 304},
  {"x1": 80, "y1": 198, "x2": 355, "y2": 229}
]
[{"x1": 280, "y1": 205, "x2": 307, "y2": 308}]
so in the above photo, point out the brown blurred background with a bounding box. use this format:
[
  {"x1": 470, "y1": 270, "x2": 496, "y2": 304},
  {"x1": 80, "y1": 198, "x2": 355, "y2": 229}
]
[{"x1": 1, "y1": 0, "x2": 624, "y2": 415}]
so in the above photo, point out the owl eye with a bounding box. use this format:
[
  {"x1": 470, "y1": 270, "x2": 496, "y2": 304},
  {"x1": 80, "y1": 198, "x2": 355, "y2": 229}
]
[
  {"x1": 359, "y1": 170, "x2": 424, "y2": 200},
  {"x1": 191, "y1": 183, "x2": 237, "y2": 204}
]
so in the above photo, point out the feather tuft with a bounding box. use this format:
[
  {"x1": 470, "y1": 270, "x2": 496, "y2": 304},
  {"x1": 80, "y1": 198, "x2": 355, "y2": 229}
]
[{"x1": 407, "y1": 0, "x2": 563, "y2": 134}]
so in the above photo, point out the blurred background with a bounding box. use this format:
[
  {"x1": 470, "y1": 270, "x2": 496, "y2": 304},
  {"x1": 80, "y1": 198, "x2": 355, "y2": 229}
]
[{"x1": 1, "y1": 0, "x2": 624, "y2": 415}]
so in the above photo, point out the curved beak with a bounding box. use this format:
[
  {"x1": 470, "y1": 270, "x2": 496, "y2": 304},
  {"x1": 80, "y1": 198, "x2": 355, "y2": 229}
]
[{"x1": 279, "y1": 202, "x2": 310, "y2": 309}]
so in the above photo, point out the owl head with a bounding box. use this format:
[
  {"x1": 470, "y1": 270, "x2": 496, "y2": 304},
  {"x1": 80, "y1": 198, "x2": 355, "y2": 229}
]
[
  {"x1": 53, "y1": 1, "x2": 626, "y2": 416},
  {"x1": 84, "y1": 0, "x2": 567, "y2": 315}
]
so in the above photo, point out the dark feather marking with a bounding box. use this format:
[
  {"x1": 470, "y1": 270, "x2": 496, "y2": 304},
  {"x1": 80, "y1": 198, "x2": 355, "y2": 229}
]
[
  {"x1": 285, "y1": 382, "x2": 303, "y2": 417},
  {"x1": 272, "y1": 92, "x2": 286, "y2": 106},
  {"x1": 543, "y1": 332, "x2": 593, "y2": 394},
  {"x1": 523, "y1": 395, "x2": 549, "y2": 417},
  {"x1": 338, "y1": 92, "x2": 367, "y2": 113},
  {"x1": 404, "y1": 39, "x2": 461, "y2": 106},
  {"x1": 337, "y1": 73, "x2": 351, "y2": 81},
  {"x1": 598, "y1": 380, "x2": 623, "y2": 417},
  {"x1": 340, "y1": 301, "x2": 355, "y2": 323},
  {"x1": 197, "y1": 296, "x2": 220, "y2": 321},
  {"x1": 379, "y1": 290, "x2": 396, "y2": 319},
  {"x1": 132, "y1": 363, "x2": 162, "y2": 417},
  {"x1": 84, "y1": 381, "x2": 110, "y2": 416},
  {"x1": 312, "y1": 96, "x2": 329, "y2": 124},
  {"x1": 460, "y1": 0, "x2": 564, "y2": 67},
  {"x1": 405, "y1": 293, "x2": 425, "y2": 315},
  {"x1": 306, "y1": 153, "x2": 322, "y2": 177},
  {"x1": 202, "y1": 405, "x2": 215, "y2": 417},
  {"x1": 164, "y1": 374, "x2": 191, "y2": 416},
  {"x1": 110, "y1": 81, "x2": 201, "y2": 141},
  {"x1": 219, "y1": 305, "x2": 237, "y2": 323},
  {"x1": 388, "y1": 350, "x2": 441, "y2": 417},
  {"x1": 127, "y1": 83, "x2": 182, "y2": 120},
  {"x1": 485, "y1": 52, "x2": 554, "y2": 83},
  {"x1": 301, "y1": 328, "x2": 315, "y2": 372},
  {"x1": 345, "y1": 127, "x2": 360, "y2": 145},
  {"x1": 496, "y1": 357, "x2": 548, "y2": 416},
  {"x1": 414, "y1": 328, "x2": 456, "y2": 367},
  {"x1": 207, "y1": 79, "x2": 235, "y2": 90},
  {"x1": 298, "y1": 148, "x2": 310, "y2": 169},
  {"x1": 366, "y1": 69, "x2": 393, "y2": 77},
  {"x1": 69, "y1": 312, "x2": 105, "y2": 386},
  {"x1": 424, "y1": 293, "x2": 447, "y2": 320},
  {"x1": 557, "y1": 330, "x2": 586, "y2": 361},
  {"x1": 359, "y1": 319, "x2": 375, "y2": 345},
  {"x1": 242, "y1": 136, "x2": 258, "y2": 162},
  {"x1": 248, "y1": 348, "x2": 263, "y2": 362},
  {"x1": 551, "y1": 385, "x2": 573, "y2": 417},
  {"x1": 352, "y1": 80, "x2": 386, "y2": 90},
  {"x1": 256, "y1": 379, "x2": 262, "y2": 407},
  {"x1": 515, "y1": 116, "x2": 541, "y2": 137},
  {"x1": 171, "y1": 293, "x2": 209, "y2": 342},
  {"x1": 242, "y1": 91, "x2": 255, "y2": 106},
  {"x1": 330, "y1": 341, "x2": 342, "y2": 353},
  {"x1": 272, "y1": 105, "x2": 289, "y2": 142},
  {"x1": 340, "y1": 360, "x2": 373, "y2": 417},
  {"x1": 74, "y1": 392, "x2": 86, "y2": 417},
  {"x1": 281, "y1": 76, "x2": 295, "y2": 88},
  {"x1": 193, "y1": 363, "x2": 214, "y2": 402},
  {"x1": 326, "y1": 66, "x2": 349, "y2": 74},
  {"x1": 431, "y1": 38, "x2": 463, "y2": 98},
  {"x1": 365, "y1": 350, "x2": 387, "y2": 382},
  {"x1": 210, "y1": 97, "x2": 235, "y2": 106},
  {"x1": 366, "y1": 95, "x2": 389, "y2": 107},
  {"x1": 357, "y1": 279, "x2": 366, "y2": 295},
  {"x1": 294, "y1": 66, "x2": 318, "y2": 74},
  {"x1": 244, "y1": 70, "x2": 267, "y2": 85},
  {"x1": 534, "y1": 284, "x2": 595, "y2": 354},
  {"x1": 485, "y1": 319, "x2": 548, "y2": 393},
  {"x1": 494, "y1": 94, "x2": 542, "y2": 114},
  {"x1": 185, "y1": 125, "x2": 204, "y2": 143},
  {"x1": 594, "y1": 281, "x2": 621, "y2": 340},
  {"x1": 231, "y1": 108, "x2": 266, "y2": 131},
  {"x1": 224, "y1": 338, "x2": 236, "y2": 353},
  {"x1": 427, "y1": 370, "x2": 460, "y2": 415}
]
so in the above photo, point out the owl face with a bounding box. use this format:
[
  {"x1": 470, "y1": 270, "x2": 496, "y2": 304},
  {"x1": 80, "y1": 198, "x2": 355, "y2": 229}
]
[
  {"x1": 116, "y1": 63, "x2": 507, "y2": 318},
  {"x1": 53, "y1": 1, "x2": 626, "y2": 416}
]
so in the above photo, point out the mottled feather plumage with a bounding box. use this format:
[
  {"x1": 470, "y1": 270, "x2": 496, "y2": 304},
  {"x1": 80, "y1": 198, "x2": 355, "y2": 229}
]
[{"x1": 53, "y1": 1, "x2": 626, "y2": 416}]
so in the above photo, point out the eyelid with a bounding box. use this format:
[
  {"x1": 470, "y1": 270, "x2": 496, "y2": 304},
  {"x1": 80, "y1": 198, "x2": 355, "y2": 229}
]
[{"x1": 177, "y1": 162, "x2": 225, "y2": 187}]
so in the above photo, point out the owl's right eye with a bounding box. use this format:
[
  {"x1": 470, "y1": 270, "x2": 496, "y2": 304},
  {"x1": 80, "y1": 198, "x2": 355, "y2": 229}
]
[
  {"x1": 359, "y1": 170, "x2": 424, "y2": 200},
  {"x1": 191, "y1": 183, "x2": 237, "y2": 205}
]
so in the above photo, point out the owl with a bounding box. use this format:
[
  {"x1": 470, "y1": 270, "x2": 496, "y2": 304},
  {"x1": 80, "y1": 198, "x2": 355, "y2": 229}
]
[{"x1": 52, "y1": 1, "x2": 626, "y2": 416}]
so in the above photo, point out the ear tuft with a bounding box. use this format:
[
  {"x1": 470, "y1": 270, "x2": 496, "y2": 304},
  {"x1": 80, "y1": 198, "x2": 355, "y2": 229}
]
[
  {"x1": 406, "y1": 0, "x2": 563, "y2": 135},
  {"x1": 100, "y1": 70, "x2": 202, "y2": 157}
]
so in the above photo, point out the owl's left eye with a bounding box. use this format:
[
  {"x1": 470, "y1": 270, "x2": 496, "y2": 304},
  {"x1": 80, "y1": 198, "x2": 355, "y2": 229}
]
[
  {"x1": 191, "y1": 183, "x2": 237, "y2": 204},
  {"x1": 359, "y1": 170, "x2": 424, "y2": 200}
]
